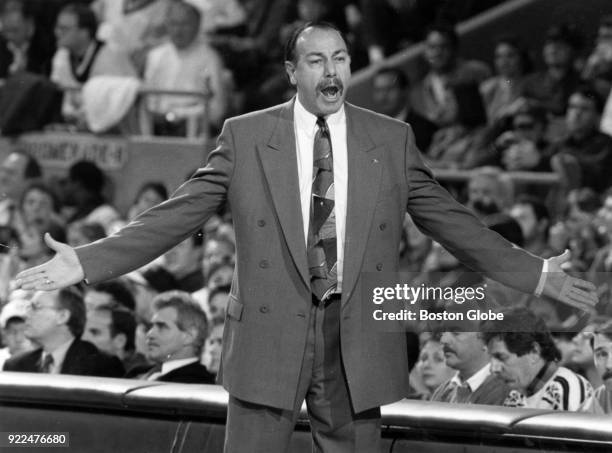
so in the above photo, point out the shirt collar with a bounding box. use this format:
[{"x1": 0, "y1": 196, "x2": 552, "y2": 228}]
[
  {"x1": 294, "y1": 96, "x2": 345, "y2": 138},
  {"x1": 450, "y1": 363, "x2": 491, "y2": 391},
  {"x1": 160, "y1": 357, "x2": 199, "y2": 376}
]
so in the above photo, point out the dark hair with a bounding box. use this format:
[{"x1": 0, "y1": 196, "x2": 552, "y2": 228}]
[
  {"x1": 10, "y1": 150, "x2": 42, "y2": 180},
  {"x1": 545, "y1": 22, "x2": 583, "y2": 50},
  {"x1": 494, "y1": 35, "x2": 533, "y2": 74},
  {"x1": 591, "y1": 319, "x2": 612, "y2": 349},
  {"x1": 59, "y1": 3, "x2": 98, "y2": 38},
  {"x1": 20, "y1": 181, "x2": 61, "y2": 213},
  {"x1": 426, "y1": 24, "x2": 459, "y2": 49},
  {"x1": 168, "y1": 0, "x2": 201, "y2": 27},
  {"x1": 152, "y1": 290, "x2": 208, "y2": 355},
  {"x1": 91, "y1": 279, "x2": 136, "y2": 311},
  {"x1": 95, "y1": 304, "x2": 137, "y2": 353},
  {"x1": 481, "y1": 307, "x2": 561, "y2": 362},
  {"x1": 69, "y1": 160, "x2": 105, "y2": 194},
  {"x1": 208, "y1": 285, "x2": 230, "y2": 304},
  {"x1": 284, "y1": 21, "x2": 347, "y2": 63},
  {"x1": 56, "y1": 287, "x2": 86, "y2": 338},
  {"x1": 374, "y1": 67, "x2": 409, "y2": 90},
  {"x1": 134, "y1": 181, "x2": 168, "y2": 204},
  {"x1": 513, "y1": 100, "x2": 548, "y2": 126},
  {"x1": 571, "y1": 83, "x2": 605, "y2": 114}
]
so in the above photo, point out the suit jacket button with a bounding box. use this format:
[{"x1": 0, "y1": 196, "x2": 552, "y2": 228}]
[
  {"x1": 376, "y1": 263, "x2": 383, "y2": 271},
  {"x1": 257, "y1": 219, "x2": 266, "y2": 227},
  {"x1": 379, "y1": 223, "x2": 387, "y2": 231},
  {"x1": 260, "y1": 305, "x2": 269, "y2": 313},
  {"x1": 259, "y1": 260, "x2": 269, "y2": 268}
]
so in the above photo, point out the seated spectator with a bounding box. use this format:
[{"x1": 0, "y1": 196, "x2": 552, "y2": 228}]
[
  {"x1": 409, "y1": 337, "x2": 455, "y2": 400},
  {"x1": 66, "y1": 220, "x2": 106, "y2": 247},
  {"x1": 0, "y1": 151, "x2": 42, "y2": 226},
  {"x1": 51, "y1": 3, "x2": 137, "y2": 127},
  {"x1": 0, "y1": 3, "x2": 53, "y2": 77},
  {"x1": 0, "y1": 298, "x2": 34, "y2": 368},
  {"x1": 13, "y1": 182, "x2": 66, "y2": 267},
  {"x1": 143, "y1": 0, "x2": 228, "y2": 136},
  {"x1": 201, "y1": 234, "x2": 235, "y2": 283},
  {"x1": 126, "y1": 290, "x2": 215, "y2": 383},
  {"x1": 3, "y1": 288, "x2": 125, "y2": 377},
  {"x1": 431, "y1": 325, "x2": 510, "y2": 405},
  {"x1": 480, "y1": 36, "x2": 533, "y2": 124},
  {"x1": 127, "y1": 181, "x2": 168, "y2": 221},
  {"x1": 570, "y1": 328, "x2": 603, "y2": 389},
  {"x1": 162, "y1": 230, "x2": 205, "y2": 293},
  {"x1": 547, "y1": 85, "x2": 612, "y2": 194},
  {"x1": 425, "y1": 82, "x2": 489, "y2": 169},
  {"x1": 509, "y1": 195, "x2": 554, "y2": 257},
  {"x1": 580, "y1": 320, "x2": 612, "y2": 414},
  {"x1": 82, "y1": 304, "x2": 149, "y2": 372},
  {"x1": 477, "y1": 101, "x2": 550, "y2": 171},
  {"x1": 483, "y1": 307, "x2": 593, "y2": 410},
  {"x1": 465, "y1": 167, "x2": 514, "y2": 220},
  {"x1": 84, "y1": 279, "x2": 136, "y2": 312},
  {"x1": 521, "y1": 23, "x2": 582, "y2": 117},
  {"x1": 206, "y1": 262, "x2": 233, "y2": 291},
  {"x1": 371, "y1": 67, "x2": 437, "y2": 152},
  {"x1": 409, "y1": 25, "x2": 491, "y2": 127},
  {"x1": 61, "y1": 160, "x2": 120, "y2": 232},
  {"x1": 201, "y1": 317, "x2": 223, "y2": 376},
  {"x1": 204, "y1": 285, "x2": 229, "y2": 323}
]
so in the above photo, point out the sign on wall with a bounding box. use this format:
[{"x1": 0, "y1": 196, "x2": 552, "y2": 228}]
[{"x1": 16, "y1": 133, "x2": 129, "y2": 171}]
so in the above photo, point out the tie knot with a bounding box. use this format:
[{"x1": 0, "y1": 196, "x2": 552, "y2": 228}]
[{"x1": 316, "y1": 116, "x2": 327, "y2": 130}]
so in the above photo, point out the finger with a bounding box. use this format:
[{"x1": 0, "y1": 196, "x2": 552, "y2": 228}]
[
  {"x1": 15, "y1": 265, "x2": 48, "y2": 281},
  {"x1": 571, "y1": 279, "x2": 597, "y2": 292}
]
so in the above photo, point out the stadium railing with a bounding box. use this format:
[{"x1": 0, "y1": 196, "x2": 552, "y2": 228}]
[{"x1": 0, "y1": 372, "x2": 609, "y2": 453}]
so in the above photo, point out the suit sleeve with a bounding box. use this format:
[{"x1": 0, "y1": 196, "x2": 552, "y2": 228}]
[
  {"x1": 402, "y1": 125, "x2": 544, "y2": 293},
  {"x1": 76, "y1": 120, "x2": 236, "y2": 284}
]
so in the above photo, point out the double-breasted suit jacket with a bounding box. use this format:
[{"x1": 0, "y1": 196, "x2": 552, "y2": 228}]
[{"x1": 76, "y1": 99, "x2": 543, "y2": 413}]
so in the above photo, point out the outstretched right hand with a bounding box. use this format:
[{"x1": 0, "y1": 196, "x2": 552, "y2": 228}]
[{"x1": 14, "y1": 233, "x2": 85, "y2": 291}]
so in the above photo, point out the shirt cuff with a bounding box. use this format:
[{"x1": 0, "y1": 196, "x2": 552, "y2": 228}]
[{"x1": 534, "y1": 259, "x2": 549, "y2": 297}]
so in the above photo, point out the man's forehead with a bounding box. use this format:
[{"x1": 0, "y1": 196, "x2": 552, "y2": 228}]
[
  {"x1": 153, "y1": 306, "x2": 178, "y2": 323},
  {"x1": 295, "y1": 27, "x2": 347, "y2": 54},
  {"x1": 33, "y1": 290, "x2": 57, "y2": 305}
]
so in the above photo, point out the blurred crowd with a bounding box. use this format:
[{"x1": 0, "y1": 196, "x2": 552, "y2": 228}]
[{"x1": 0, "y1": 0, "x2": 611, "y2": 417}]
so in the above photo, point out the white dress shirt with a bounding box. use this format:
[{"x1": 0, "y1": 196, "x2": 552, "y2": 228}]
[{"x1": 294, "y1": 98, "x2": 347, "y2": 292}]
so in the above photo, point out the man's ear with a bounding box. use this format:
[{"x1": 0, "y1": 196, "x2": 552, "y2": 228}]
[{"x1": 285, "y1": 61, "x2": 297, "y2": 86}]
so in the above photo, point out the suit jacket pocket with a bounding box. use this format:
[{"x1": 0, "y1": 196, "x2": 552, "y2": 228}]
[{"x1": 227, "y1": 295, "x2": 244, "y2": 321}]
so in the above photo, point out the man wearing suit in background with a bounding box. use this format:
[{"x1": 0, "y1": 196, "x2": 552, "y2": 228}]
[
  {"x1": 16, "y1": 22, "x2": 597, "y2": 452},
  {"x1": 3, "y1": 288, "x2": 124, "y2": 377},
  {"x1": 124, "y1": 290, "x2": 215, "y2": 384}
]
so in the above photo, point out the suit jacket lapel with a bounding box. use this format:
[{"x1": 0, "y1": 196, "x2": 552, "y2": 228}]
[
  {"x1": 342, "y1": 104, "x2": 383, "y2": 304},
  {"x1": 257, "y1": 100, "x2": 310, "y2": 289}
]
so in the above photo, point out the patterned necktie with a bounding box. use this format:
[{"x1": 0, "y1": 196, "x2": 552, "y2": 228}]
[
  {"x1": 40, "y1": 353, "x2": 54, "y2": 373},
  {"x1": 307, "y1": 116, "x2": 337, "y2": 302},
  {"x1": 452, "y1": 382, "x2": 472, "y2": 404}
]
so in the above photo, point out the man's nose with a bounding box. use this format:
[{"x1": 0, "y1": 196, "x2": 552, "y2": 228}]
[{"x1": 324, "y1": 59, "x2": 336, "y2": 76}]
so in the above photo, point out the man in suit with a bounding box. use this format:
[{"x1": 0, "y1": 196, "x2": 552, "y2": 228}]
[
  {"x1": 431, "y1": 329, "x2": 510, "y2": 405},
  {"x1": 3, "y1": 287, "x2": 124, "y2": 377},
  {"x1": 16, "y1": 22, "x2": 597, "y2": 452},
  {"x1": 124, "y1": 290, "x2": 215, "y2": 384}
]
